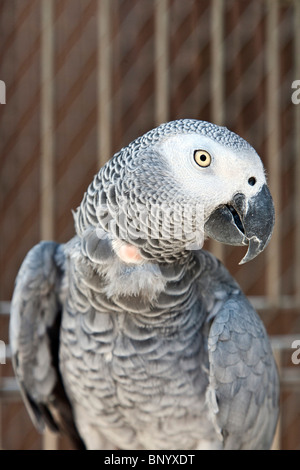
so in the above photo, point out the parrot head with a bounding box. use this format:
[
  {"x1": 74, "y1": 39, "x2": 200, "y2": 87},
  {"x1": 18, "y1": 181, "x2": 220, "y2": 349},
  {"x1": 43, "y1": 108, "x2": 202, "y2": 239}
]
[
  {"x1": 147, "y1": 122, "x2": 274, "y2": 264},
  {"x1": 79, "y1": 119, "x2": 274, "y2": 265}
]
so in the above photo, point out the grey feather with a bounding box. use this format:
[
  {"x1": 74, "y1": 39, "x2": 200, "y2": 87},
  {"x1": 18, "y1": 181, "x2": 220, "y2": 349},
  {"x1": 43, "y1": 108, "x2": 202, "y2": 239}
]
[
  {"x1": 10, "y1": 119, "x2": 279, "y2": 450},
  {"x1": 9, "y1": 241, "x2": 85, "y2": 449},
  {"x1": 207, "y1": 296, "x2": 279, "y2": 449}
]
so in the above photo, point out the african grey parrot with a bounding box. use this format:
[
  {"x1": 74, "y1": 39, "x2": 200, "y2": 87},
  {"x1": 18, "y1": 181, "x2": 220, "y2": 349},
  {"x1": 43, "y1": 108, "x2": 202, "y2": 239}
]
[{"x1": 10, "y1": 119, "x2": 279, "y2": 450}]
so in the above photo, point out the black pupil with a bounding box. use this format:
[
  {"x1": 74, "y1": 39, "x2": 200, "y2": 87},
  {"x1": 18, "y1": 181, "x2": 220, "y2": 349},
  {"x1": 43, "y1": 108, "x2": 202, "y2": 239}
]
[
  {"x1": 248, "y1": 177, "x2": 256, "y2": 186},
  {"x1": 200, "y1": 154, "x2": 207, "y2": 161}
]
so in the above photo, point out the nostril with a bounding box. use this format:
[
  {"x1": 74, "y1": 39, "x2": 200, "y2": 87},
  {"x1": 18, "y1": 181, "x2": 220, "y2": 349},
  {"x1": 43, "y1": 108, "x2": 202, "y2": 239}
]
[{"x1": 248, "y1": 177, "x2": 256, "y2": 186}]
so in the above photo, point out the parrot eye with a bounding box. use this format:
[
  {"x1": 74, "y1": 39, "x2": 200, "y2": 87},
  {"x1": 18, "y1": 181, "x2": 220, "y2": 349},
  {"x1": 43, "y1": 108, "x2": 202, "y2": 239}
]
[
  {"x1": 248, "y1": 177, "x2": 256, "y2": 186},
  {"x1": 194, "y1": 150, "x2": 211, "y2": 167}
]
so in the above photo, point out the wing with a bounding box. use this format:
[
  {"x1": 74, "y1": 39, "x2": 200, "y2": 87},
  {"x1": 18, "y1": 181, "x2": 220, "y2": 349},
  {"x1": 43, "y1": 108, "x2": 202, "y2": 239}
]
[
  {"x1": 206, "y1": 293, "x2": 279, "y2": 450},
  {"x1": 9, "y1": 241, "x2": 85, "y2": 449}
]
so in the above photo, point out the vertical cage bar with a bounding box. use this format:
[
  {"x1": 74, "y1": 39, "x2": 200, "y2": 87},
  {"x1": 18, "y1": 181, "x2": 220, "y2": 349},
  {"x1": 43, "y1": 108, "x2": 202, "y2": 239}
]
[
  {"x1": 41, "y1": 0, "x2": 55, "y2": 242},
  {"x1": 294, "y1": 0, "x2": 300, "y2": 301},
  {"x1": 211, "y1": 0, "x2": 225, "y2": 126},
  {"x1": 155, "y1": 0, "x2": 169, "y2": 125},
  {"x1": 41, "y1": 0, "x2": 58, "y2": 450},
  {"x1": 266, "y1": 0, "x2": 280, "y2": 306},
  {"x1": 210, "y1": 0, "x2": 225, "y2": 262},
  {"x1": 97, "y1": 0, "x2": 112, "y2": 168},
  {"x1": 271, "y1": 348, "x2": 282, "y2": 450},
  {"x1": 0, "y1": 396, "x2": 2, "y2": 450}
]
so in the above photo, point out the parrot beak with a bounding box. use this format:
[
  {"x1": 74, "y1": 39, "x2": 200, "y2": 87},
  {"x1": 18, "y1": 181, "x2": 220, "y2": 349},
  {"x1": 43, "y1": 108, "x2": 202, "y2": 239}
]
[{"x1": 204, "y1": 184, "x2": 275, "y2": 264}]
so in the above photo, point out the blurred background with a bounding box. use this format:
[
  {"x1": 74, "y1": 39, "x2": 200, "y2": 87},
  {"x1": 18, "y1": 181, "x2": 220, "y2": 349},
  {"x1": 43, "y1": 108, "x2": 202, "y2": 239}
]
[{"x1": 0, "y1": 0, "x2": 299, "y2": 450}]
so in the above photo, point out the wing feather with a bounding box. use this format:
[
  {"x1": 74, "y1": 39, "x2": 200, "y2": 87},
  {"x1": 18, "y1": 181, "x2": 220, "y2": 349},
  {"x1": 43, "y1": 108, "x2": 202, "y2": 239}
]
[
  {"x1": 9, "y1": 241, "x2": 85, "y2": 449},
  {"x1": 206, "y1": 294, "x2": 279, "y2": 450}
]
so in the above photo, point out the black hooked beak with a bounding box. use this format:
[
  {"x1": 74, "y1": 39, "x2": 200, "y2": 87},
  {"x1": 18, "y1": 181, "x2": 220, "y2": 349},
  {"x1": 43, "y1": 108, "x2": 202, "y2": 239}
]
[{"x1": 204, "y1": 184, "x2": 275, "y2": 264}]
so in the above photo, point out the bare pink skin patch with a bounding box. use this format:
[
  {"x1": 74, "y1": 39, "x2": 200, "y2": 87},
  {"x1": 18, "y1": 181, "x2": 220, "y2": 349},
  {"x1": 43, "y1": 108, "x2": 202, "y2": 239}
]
[{"x1": 112, "y1": 240, "x2": 144, "y2": 264}]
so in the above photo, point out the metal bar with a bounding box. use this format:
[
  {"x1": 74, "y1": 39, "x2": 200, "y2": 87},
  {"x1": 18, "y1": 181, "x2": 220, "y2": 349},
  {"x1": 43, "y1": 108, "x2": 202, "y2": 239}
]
[
  {"x1": 97, "y1": 0, "x2": 112, "y2": 168},
  {"x1": 0, "y1": 301, "x2": 11, "y2": 314},
  {"x1": 40, "y1": 0, "x2": 55, "y2": 241},
  {"x1": 4, "y1": 344, "x2": 11, "y2": 361},
  {"x1": 265, "y1": 4, "x2": 286, "y2": 443},
  {"x1": 210, "y1": 0, "x2": 225, "y2": 263},
  {"x1": 294, "y1": 0, "x2": 300, "y2": 302},
  {"x1": 270, "y1": 334, "x2": 300, "y2": 350},
  {"x1": 266, "y1": 0, "x2": 281, "y2": 306},
  {"x1": 0, "y1": 378, "x2": 20, "y2": 402},
  {"x1": 271, "y1": 348, "x2": 282, "y2": 450},
  {"x1": 3, "y1": 295, "x2": 300, "y2": 315},
  {"x1": 155, "y1": 0, "x2": 169, "y2": 125},
  {"x1": 2, "y1": 356, "x2": 299, "y2": 404},
  {"x1": 0, "y1": 394, "x2": 2, "y2": 450},
  {"x1": 249, "y1": 295, "x2": 300, "y2": 310},
  {"x1": 41, "y1": 0, "x2": 58, "y2": 450},
  {"x1": 211, "y1": 0, "x2": 225, "y2": 126},
  {"x1": 281, "y1": 369, "x2": 300, "y2": 388}
]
